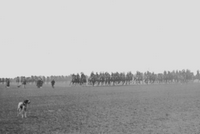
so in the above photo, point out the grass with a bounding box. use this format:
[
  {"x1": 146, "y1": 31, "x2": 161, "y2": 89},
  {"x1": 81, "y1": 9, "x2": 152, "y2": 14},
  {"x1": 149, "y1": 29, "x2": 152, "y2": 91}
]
[{"x1": 1, "y1": 83, "x2": 200, "y2": 134}]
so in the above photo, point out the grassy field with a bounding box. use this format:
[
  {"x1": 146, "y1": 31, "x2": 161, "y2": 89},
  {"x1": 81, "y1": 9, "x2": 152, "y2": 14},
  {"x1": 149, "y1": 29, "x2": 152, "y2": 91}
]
[{"x1": 1, "y1": 83, "x2": 200, "y2": 134}]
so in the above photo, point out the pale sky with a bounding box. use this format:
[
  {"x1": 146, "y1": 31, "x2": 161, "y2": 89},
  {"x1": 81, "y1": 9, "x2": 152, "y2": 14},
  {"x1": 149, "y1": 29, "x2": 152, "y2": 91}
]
[{"x1": 0, "y1": 0, "x2": 200, "y2": 78}]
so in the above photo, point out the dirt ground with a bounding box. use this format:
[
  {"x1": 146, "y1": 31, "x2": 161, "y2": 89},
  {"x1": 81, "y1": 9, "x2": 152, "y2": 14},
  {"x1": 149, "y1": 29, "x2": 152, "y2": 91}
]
[{"x1": 1, "y1": 83, "x2": 200, "y2": 134}]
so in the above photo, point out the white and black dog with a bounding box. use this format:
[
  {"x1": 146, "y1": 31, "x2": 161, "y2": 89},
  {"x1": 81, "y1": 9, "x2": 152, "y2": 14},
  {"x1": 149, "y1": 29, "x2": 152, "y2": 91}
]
[{"x1": 17, "y1": 100, "x2": 31, "y2": 118}]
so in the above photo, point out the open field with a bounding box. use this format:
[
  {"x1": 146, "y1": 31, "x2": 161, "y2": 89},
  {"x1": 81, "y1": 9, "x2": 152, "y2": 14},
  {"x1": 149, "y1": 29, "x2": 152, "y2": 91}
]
[{"x1": 1, "y1": 83, "x2": 200, "y2": 134}]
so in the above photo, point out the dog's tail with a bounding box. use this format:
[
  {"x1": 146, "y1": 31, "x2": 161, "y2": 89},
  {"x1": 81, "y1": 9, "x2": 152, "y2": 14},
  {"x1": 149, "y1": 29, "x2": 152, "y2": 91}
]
[{"x1": 17, "y1": 102, "x2": 22, "y2": 112}]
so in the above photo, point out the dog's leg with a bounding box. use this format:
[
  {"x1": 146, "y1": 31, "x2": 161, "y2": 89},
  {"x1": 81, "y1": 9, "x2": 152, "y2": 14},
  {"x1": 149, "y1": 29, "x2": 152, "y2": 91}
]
[
  {"x1": 24, "y1": 112, "x2": 27, "y2": 118},
  {"x1": 21, "y1": 112, "x2": 24, "y2": 118},
  {"x1": 17, "y1": 108, "x2": 20, "y2": 116},
  {"x1": 19, "y1": 109, "x2": 23, "y2": 118}
]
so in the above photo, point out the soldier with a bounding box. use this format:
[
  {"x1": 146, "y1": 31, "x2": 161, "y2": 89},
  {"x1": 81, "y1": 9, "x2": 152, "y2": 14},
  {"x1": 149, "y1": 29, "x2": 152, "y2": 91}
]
[
  {"x1": 51, "y1": 79, "x2": 55, "y2": 88},
  {"x1": 37, "y1": 78, "x2": 43, "y2": 88},
  {"x1": 6, "y1": 78, "x2": 10, "y2": 88},
  {"x1": 77, "y1": 73, "x2": 80, "y2": 84}
]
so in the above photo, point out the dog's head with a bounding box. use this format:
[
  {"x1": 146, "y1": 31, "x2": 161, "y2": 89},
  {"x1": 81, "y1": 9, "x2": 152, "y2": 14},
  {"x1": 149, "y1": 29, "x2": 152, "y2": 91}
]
[{"x1": 24, "y1": 100, "x2": 31, "y2": 105}]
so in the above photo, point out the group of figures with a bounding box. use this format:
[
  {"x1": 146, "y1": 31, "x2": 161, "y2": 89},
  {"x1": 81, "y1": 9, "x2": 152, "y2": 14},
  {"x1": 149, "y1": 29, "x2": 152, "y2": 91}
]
[
  {"x1": 70, "y1": 72, "x2": 133, "y2": 86},
  {"x1": 88, "y1": 72, "x2": 133, "y2": 86},
  {"x1": 1, "y1": 76, "x2": 56, "y2": 89},
  {"x1": 16, "y1": 77, "x2": 44, "y2": 88},
  {"x1": 134, "y1": 70, "x2": 195, "y2": 84},
  {"x1": 1, "y1": 69, "x2": 200, "y2": 88},
  {"x1": 18, "y1": 78, "x2": 55, "y2": 88},
  {"x1": 70, "y1": 69, "x2": 198, "y2": 86},
  {"x1": 16, "y1": 77, "x2": 55, "y2": 88},
  {"x1": 70, "y1": 73, "x2": 87, "y2": 85},
  {"x1": 0, "y1": 78, "x2": 11, "y2": 88}
]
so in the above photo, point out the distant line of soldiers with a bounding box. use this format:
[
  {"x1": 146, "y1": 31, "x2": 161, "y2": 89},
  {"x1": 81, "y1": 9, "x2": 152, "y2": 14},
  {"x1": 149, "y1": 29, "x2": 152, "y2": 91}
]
[{"x1": 1, "y1": 78, "x2": 56, "y2": 89}]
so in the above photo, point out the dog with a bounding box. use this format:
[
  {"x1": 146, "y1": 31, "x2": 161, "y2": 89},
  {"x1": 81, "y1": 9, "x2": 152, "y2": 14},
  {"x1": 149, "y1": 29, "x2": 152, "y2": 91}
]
[{"x1": 17, "y1": 100, "x2": 31, "y2": 118}]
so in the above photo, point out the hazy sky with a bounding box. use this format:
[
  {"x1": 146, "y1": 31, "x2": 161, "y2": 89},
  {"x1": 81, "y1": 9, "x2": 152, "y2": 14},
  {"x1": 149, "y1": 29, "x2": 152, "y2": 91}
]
[{"x1": 0, "y1": 0, "x2": 200, "y2": 78}]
